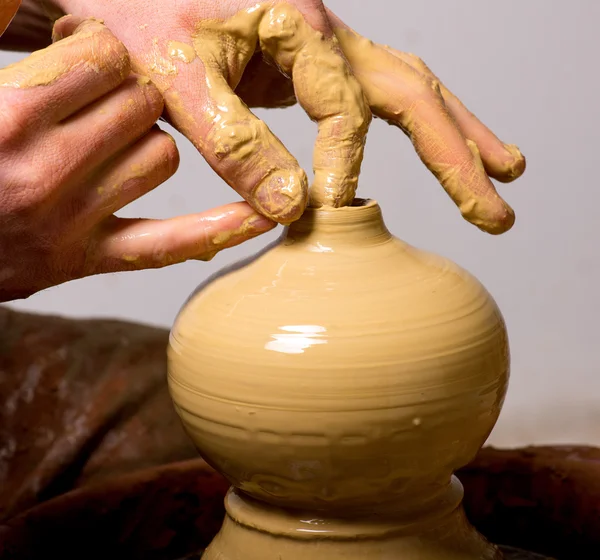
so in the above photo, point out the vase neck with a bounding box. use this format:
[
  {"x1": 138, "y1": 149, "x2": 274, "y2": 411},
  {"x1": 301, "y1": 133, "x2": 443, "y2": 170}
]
[{"x1": 284, "y1": 199, "x2": 392, "y2": 247}]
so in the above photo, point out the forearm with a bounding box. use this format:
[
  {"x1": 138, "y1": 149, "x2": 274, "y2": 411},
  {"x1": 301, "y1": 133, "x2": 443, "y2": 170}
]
[{"x1": 0, "y1": 0, "x2": 59, "y2": 52}]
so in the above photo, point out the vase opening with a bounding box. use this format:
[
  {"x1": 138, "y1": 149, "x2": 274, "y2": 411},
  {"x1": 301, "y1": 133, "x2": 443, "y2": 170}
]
[{"x1": 287, "y1": 198, "x2": 391, "y2": 245}]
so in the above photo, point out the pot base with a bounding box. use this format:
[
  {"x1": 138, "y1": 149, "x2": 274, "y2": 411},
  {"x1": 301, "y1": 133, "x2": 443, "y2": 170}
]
[{"x1": 202, "y1": 488, "x2": 502, "y2": 560}]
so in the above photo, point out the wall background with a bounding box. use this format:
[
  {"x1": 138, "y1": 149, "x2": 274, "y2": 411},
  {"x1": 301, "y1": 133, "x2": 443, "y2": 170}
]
[{"x1": 5, "y1": 1, "x2": 599, "y2": 447}]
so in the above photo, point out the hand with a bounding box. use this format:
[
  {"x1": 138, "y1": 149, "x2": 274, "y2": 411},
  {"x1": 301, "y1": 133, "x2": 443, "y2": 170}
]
[
  {"x1": 49, "y1": 1, "x2": 524, "y2": 235},
  {"x1": 234, "y1": 8, "x2": 527, "y2": 234},
  {"x1": 0, "y1": 18, "x2": 274, "y2": 302},
  {"x1": 326, "y1": 10, "x2": 525, "y2": 234},
  {"x1": 50, "y1": 0, "x2": 372, "y2": 218}
]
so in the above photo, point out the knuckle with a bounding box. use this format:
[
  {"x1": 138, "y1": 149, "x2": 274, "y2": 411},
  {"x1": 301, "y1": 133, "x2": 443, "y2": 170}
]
[
  {"x1": 348, "y1": 96, "x2": 372, "y2": 134},
  {"x1": 121, "y1": 77, "x2": 164, "y2": 125},
  {"x1": 404, "y1": 76, "x2": 441, "y2": 107},
  {"x1": 160, "y1": 133, "x2": 180, "y2": 175},
  {"x1": 428, "y1": 78, "x2": 442, "y2": 96},
  {"x1": 420, "y1": 76, "x2": 441, "y2": 98},
  {"x1": 1, "y1": 181, "x2": 37, "y2": 215},
  {"x1": 19, "y1": 166, "x2": 58, "y2": 210},
  {"x1": 259, "y1": 4, "x2": 299, "y2": 43},
  {"x1": 140, "y1": 79, "x2": 165, "y2": 119},
  {"x1": 0, "y1": 98, "x2": 32, "y2": 147},
  {"x1": 208, "y1": 114, "x2": 265, "y2": 163},
  {"x1": 88, "y1": 28, "x2": 131, "y2": 83},
  {"x1": 145, "y1": 129, "x2": 180, "y2": 177},
  {"x1": 42, "y1": 134, "x2": 81, "y2": 186},
  {"x1": 0, "y1": 154, "x2": 55, "y2": 212}
]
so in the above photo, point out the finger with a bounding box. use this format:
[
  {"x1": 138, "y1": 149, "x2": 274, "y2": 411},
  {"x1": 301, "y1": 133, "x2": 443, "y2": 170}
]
[
  {"x1": 328, "y1": 19, "x2": 514, "y2": 234},
  {"x1": 258, "y1": 4, "x2": 371, "y2": 208},
  {"x1": 148, "y1": 11, "x2": 307, "y2": 225},
  {"x1": 387, "y1": 50, "x2": 525, "y2": 183},
  {"x1": 52, "y1": 74, "x2": 164, "y2": 185},
  {"x1": 87, "y1": 202, "x2": 276, "y2": 273},
  {"x1": 183, "y1": 59, "x2": 307, "y2": 224},
  {"x1": 394, "y1": 73, "x2": 514, "y2": 233},
  {"x1": 64, "y1": 127, "x2": 179, "y2": 233},
  {"x1": 0, "y1": 17, "x2": 130, "y2": 122}
]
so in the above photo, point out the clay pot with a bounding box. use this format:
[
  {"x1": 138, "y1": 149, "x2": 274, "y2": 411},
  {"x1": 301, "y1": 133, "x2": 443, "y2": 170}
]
[{"x1": 168, "y1": 199, "x2": 510, "y2": 559}]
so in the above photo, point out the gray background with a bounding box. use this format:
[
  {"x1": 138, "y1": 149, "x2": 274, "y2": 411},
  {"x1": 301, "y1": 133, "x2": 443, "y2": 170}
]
[{"x1": 5, "y1": 1, "x2": 599, "y2": 446}]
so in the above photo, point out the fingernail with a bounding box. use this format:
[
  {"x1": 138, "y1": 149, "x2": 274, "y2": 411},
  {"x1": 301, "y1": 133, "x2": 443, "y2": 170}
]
[
  {"x1": 481, "y1": 202, "x2": 516, "y2": 235},
  {"x1": 253, "y1": 169, "x2": 308, "y2": 224},
  {"x1": 503, "y1": 144, "x2": 526, "y2": 180},
  {"x1": 460, "y1": 196, "x2": 515, "y2": 235},
  {"x1": 51, "y1": 14, "x2": 74, "y2": 42},
  {"x1": 73, "y1": 17, "x2": 105, "y2": 36}
]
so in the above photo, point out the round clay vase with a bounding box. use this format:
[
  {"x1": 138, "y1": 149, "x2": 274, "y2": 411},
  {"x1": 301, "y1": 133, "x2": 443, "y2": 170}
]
[{"x1": 168, "y1": 199, "x2": 509, "y2": 559}]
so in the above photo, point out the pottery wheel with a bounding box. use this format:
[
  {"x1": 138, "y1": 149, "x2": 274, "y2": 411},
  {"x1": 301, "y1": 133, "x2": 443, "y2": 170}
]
[{"x1": 179, "y1": 546, "x2": 554, "y2": 559}]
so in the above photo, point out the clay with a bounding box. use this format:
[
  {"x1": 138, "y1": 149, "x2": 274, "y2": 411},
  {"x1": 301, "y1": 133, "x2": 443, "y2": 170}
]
[
  {"x1": 1, "y1": 306, "x2": 598, "y2": 558},
  {"x1": 167, "y1": 41, "x2": 196, "y2": 64},
  {"x1": 210, "y1": 213, "x2": 267, "y2": 246},
  {"x1": 0, "y1": 18, "x2": 128, "y2": 88},
  {"x1": 148, "y1": 36, "x2": 178, "y2": 76},
  {"x1": 1, "y1": 450, "x2": 576, "y2": 559},
  {"x1": 168, "y1": 199, "x2": 509, "y2": 559}
]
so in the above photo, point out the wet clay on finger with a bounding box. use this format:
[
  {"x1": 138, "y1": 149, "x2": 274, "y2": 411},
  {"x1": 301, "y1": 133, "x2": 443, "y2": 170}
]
[
  {"x1": 146, "y1": 3, "x2": 369, "y2": 219},
  {"x1": 329, "y1": 24, "x2": 519, "y2": 234},
  {"x1": 168, "y1": 199, "x2": 508, "y2": 559},
  {"x1": 0, "y1": 18, "x2": 129, "y2": 88}
]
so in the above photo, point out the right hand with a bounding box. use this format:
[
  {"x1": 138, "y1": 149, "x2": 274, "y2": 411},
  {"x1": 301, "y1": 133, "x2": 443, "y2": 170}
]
[
  {"x1": 49, "y1": 0, "x2": 523, "y2": 235},
  {"x1": 0, "y1": 18, "x2": 276, "y2": 302}
]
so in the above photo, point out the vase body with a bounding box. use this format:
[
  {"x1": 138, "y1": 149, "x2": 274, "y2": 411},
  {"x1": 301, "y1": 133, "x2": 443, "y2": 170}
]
[{"x1": 168, "y1": 199, "x2": 509, "y2": 559}]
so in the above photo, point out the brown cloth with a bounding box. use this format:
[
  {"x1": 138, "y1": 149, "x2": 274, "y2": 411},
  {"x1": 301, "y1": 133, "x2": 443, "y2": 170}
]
[
  {"x1": 0, "y1": 305, "x2": 197, "y2": 521},
  {"x1": 0, "y1": 306, "x2": 598, "y2": 559}
]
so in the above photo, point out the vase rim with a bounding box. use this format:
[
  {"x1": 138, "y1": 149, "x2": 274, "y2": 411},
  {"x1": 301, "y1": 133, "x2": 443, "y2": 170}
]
[
  {"x1": 306, "y1": 197, "x2": 377, "y2": 211},
  {"x1": 299, "y1": 198, "x2": 380, "y2": 223},
  {"x1": 287, "y1": 198, "x2": 389, "y2": 242}
]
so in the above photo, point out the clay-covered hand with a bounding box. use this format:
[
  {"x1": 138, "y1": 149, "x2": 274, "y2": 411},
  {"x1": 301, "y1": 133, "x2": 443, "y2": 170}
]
[
  {"x1": 329, "y1": 11, "x2": 526, "y2": 234},
  {"x1": 50, "y1": 0, "x2": 372, "y2": 217},
  {"x1": 33, "y1": 0, "x2": 524, "y2": 236},
  {"x1": 0, "y1": 18, "x2": 273, "y2": 302},
  {"x1": 236, "y1": 8, "x2": 527, "y2": 234}
]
